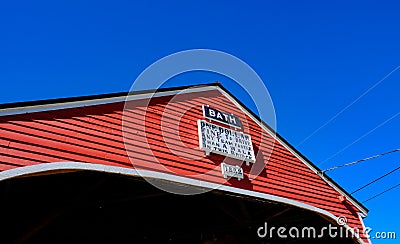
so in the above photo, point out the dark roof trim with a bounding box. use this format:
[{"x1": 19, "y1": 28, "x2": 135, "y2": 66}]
[
  {"x1": 0, "y1": 83, "x2": 216, "y2": 110},
  {"x1": 215, "y1": 83, "x2": 369, "y2": 214},
  {"x1": 0, "y1": 82, "x2": 368, "y2": 213}
]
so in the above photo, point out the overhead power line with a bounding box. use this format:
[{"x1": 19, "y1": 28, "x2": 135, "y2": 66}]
[
  {"x1": 297, "y1": 65, "x2": 400, "y2": 147},
  {"x1": 351, "y1": 165, "x2": 400, "y2": 194},
  {"x1": 320, "y1": 147, "x2": 400, "y2": 173},
  {"x1": 363, "y1": 183, "x2": 400, "y2": 203},
  {"x1": 319, "y1": 111, "x2": 400, "y2": 166}
]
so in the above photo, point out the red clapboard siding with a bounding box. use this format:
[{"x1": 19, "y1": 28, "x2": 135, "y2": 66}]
[{"x1": 0, "y1": 87, "x2": 368, "y2": 243}]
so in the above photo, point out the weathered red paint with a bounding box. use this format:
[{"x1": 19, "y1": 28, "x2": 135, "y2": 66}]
[{"x1": 0, "y1": 87, "x2": 369, "y2": 243}]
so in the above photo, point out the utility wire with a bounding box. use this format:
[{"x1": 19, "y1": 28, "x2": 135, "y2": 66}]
[
  {"x1": 351, "y1": 165, "x2": 400, "y2": 194},
  {"x1": 320, "y1": 147, "x2": 400, "y2": 173},
  {"x1": 297, "y1": 65, "x2": 400, "y2": 147},
  {"x1": 363, "y1": 183, "x2": 400, "y2": 203},
  {"x1": 319, "y1": 111, "x2": 400, "y2": 166}
]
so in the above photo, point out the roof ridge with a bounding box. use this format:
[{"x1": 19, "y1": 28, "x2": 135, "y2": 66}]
[
  {"x1": 0, "y1": 82, "x2": 221, "y2": 110},
  {"x1": 0, "y1": 81, "x2": 368, "y2": 214}
]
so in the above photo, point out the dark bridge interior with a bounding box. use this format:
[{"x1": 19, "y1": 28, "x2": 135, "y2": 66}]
[{"x1": 0, "y1": 170, "x2": 357, "y2": 244}]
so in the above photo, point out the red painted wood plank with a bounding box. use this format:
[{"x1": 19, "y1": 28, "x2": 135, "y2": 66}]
[{"x1": 0, "y1": 89, "x2": 369, "y2": 242}]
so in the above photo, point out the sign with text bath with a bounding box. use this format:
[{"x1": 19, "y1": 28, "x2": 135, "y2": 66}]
[{"x1": 202, "y1": 105, "x2": 242, "y2": 129}]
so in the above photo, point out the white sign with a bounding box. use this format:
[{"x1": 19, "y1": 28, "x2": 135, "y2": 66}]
[
  {"x1": 221, "y1": 163, "x2": 244, "y2": 180},
  {"x1": 198, "y1": 120, "x2": 256, "y2": 165}
]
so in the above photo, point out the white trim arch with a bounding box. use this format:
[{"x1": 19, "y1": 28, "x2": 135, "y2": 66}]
[
  {"x1": 0, "y1": 85, "x2": 368, "y2": 216},
  {"x1": 0, "y1": 162, "x2": 367, "y2": 244}
]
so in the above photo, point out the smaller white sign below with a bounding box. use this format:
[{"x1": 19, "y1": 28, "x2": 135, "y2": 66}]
[{"x1": 221, "y1": 163, "x2": 244, "y2": 181}]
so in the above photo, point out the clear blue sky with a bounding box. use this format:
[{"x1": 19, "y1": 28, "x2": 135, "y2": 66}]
[{"x1": 1, "y1": 1, "x2": 399, "y2": 242}]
